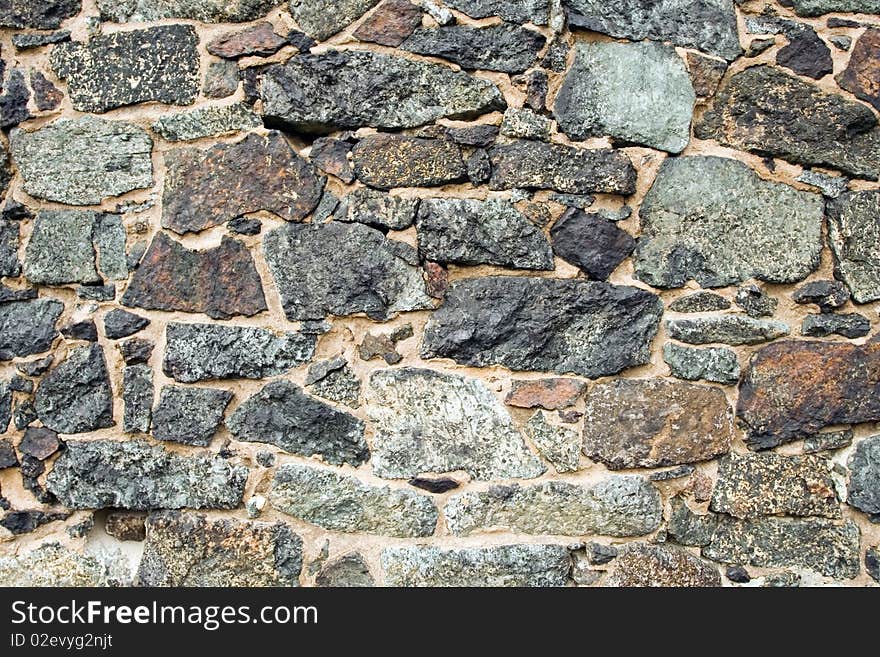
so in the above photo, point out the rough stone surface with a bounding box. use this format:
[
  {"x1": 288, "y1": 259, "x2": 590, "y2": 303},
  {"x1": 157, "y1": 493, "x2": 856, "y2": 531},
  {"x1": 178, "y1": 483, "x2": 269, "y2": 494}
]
[
  {"x1": 445, "y1": 0, "x2": 548, "y2": 24},
  {"x1": 306, "y1": 360, "x2": 361, "y2": 408},
  {"x1": 19, "y1": 427, "x2": 60, "y2": 461},
  {"x1": 203, "y1": 61, "x2": 239, "y2": 99},
  {"x1": 351, "y1": 134, "x2": 466, "y2": 189},
  {"x1": 777, "y1": 26, "x2": 833, "y2": 79},
  {"x1": 96, "y1": 0, "x2": 282, "y2": 23},
  {"x1": 270, "y1": 463, "x2": 437, "y2": 537},
  {"x1": 788, "y1": 0, "x2": 880, "y2": 15},
  {"x1": 663, "y1": 343, "x2": 741, "y2": 385},
  {"x1": 583, "y1": 379, "x2": 734, "y2": 469},
  {"x1": 551, "y1": 208, "x2": 635, "y2": 280},
  {"x1": 669, "y1": 292, "x2": 731, "y2": 313},
  {"x1": 341, "y1": 189, "x2": 418, "y2": 230},
  {"x1": 0, "y1": 1, "x2": 80, "y2": 28},
  {"x1": 315, "y1": 553, "x2": 374, "y2": 587},
  {"x1": 0, "y1": 543, "x2": 130, "y2": 587},
  {"x1": 837, "y1": 29, "x2": 880, "y2": 111},
  {"x1": 367, "y1": 367, "x2": 545, "y2": 480},
  {"x1": 13, "y1": 30, "x2": 71, "y2": 51},
  {"x1": 289, "y1": 0, "x2": 379, "y2": 40},
  {"x1": 686, "y1": 51, "x2": 727, "y2": 98},
  {"x1": 803, "y1": 429, "x2": 853, "y2": 454},
  {"x1": 792, "y1": 280, "x2": 850, "y2": 312},
  {"x1": 23, "y1": 211, "x2": 119, "y2": 285},
  {"x1": 604, "y1": 542, "x2": 722, "y2": 587},
  {"x1": 847, "y1": 436, "x2": 880, "y2": 517},
  {"x1": 423, "y1": 277, "x2": 662, "y2": 378},
  {"x1": 668, "y1": 495, "x2": 717, "y2": 546},
  {"x1": 207, "y1": 22, "x2": 287, "y2": 59},
  {"x1": 35, "y1": 344, "x2": 113, "y2": 434},
  {"x1": 0, "y1": 68, "x2": 30, "y2": 128},
  {"x1": 354, "y1": 0, "x2": 422, "y2": 46},
  {"x1": 735, "y1": 284, "x2": 777, "y2": 318},
  {"x1": 505, "y1": 378, "x2": 586, "y2": 410},
  {"x1": 499, "y1": 107, "x2": 551, "y2": 141},
  {"x1": 801, "y1": 313, "x2": 870, "y2": 338},
  {"x1": 524, "y1": 412, "x2": 581, "y2": 473},
  {"x1": 104, "y1": 310, "x2": 149, "y2": 340},
  {"x1": 227, "y1": 380, "x2": 368, "y2": 466},
  {"x1": 666, "y1": 316, "x2": 790, "y2": 346},
  {"x1": 152, "y1": 104, "x2": 261, "y2": 142},
  {"x1": 123, "y1": 364, "x2": 152, "y2": 433},
  {"x1": 0, "y1": 220, "x2": 19, "y2": 277},
  {"x1": 828, "y1": 191, "x2": 880, "y2": 303},
  {"x1": 151, "y1": 385, "x2": 231, "y2": 446}
]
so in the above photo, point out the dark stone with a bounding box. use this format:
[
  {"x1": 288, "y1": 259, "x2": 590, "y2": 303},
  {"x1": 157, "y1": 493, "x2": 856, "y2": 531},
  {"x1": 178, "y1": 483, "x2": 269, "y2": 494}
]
[
  {"x1": 310, "y1": 137, "x2": 354, "y2": 184},
  {"x1": 207, "y1": 22, "x2": 287, "y2": 58},
  {"x1": 315, "y1": 553, "x2": 374, "y2": 587},
  {"x1": 445, "y1": 0, "x2": 548, "y2": 24},
  {"x1": 867, "y1": 547, "x2": 880, "y2": 584},
  {"x1": 51, "y1": 25, "x2": 199, "y2": 113},
  {"x1": 351, "y1": 134, "x2": 465, "y2": 190},
  {"x1": 105, "y1": 512, "x2": 146, "y2": 541},
  {"x1": 803, "y1": 429, "x2": 853, "y2": 454},
  {"x1": 76, "y1": 284, "x2": 115, "y2": 301},
  {"x1": 123, "y1": 364, "x2": 152, "y2": 433},
  {"x1": 19, "y1": 427, "x2": 60, "y2": 460},
  {"x1": 0, "y1": 440, "x2": 18, "y2": 469},
  {"x1": 746, "y1": 37, "x2": 776, "y2": 57},
  {"x1": 289, "y1": 0, "x2": 379, "y2": 40},
  {"x1": 828, "y1": 191, "x2": 880, "y2": 303},
  {"x1": 792, "y1": 280, "x2": 849, "y2": 312},
  {"x1": 227, "y1": 380, "x2": 368, "y2": 467},
  {"x1": 585, "y1": 543, "x2": 618, "y2": 566},
  {"x1": 35, "y1": 343, "x2": 113, "y2": 434},
  {"x1": 0, "y1": 285, "x2": 34, "y2": 305},
  {"x1": 541, "y1": 39, "x2": 570, "y2": 71},
  {"x1": 735, "y1": 284, "x2": 778, "y2": 318},
  {"x1": 514, "y1": 70, "x2": 548, "y2": 112},
  {"x1": 686, "y1": 51, "x2": 727, "y2": 98},
  {"x1": 0, "y1": 510, "x2": 67, "y2": 535},
  {"x1": 13, "y1": 399, "x2": 36, "y2": 431},
  {"x1": 227, "y1": 217, "x2": 261, "y2": 235},
  {"x1": 837, "y1": 29, "x2": 880, "y2": 111},
  {"x1": 2, "y1": 200, "x2": 31, "y2": 222},
  {"x1": 12, "y1": 30, "x2": 70, "y2": 50},
  {"x1": 0, "y1": 220, "x2": 19, "y2": 277},
  {"x1": 61, "y1": 320, "x2": 97, "y2": 342},
  {"x1": 0, "y1": 1, "x2": 80, "y2": 28},
  {"x1": 847, "y1": 435, "x2": 880, "y2": 517},
  {"x1": 121, "y1": 233, "x2": 267, "y2": 320},
  {"x1": 0, "y1": 299, "x2": 62, "y2": 361},
  {"x1": 466, "y1": 149, "x2": 491, "y2": 185},
  {"x1": 119, "y1": 338, "x2": 153, "y2": 365},
  {"x1": 96, "y1": 0, "x2": 283, "y2": 23},
  {"x1": 726, "y1": 565, "x2": 751, "y2": 583},
  {"x1": 663, "y1": 343, "x2": 740, "y2": 385},
  {"x1": 669, "y1": 292, "x2": 730, "y2": 313},
  {"x1": 551, "y1": 208, "x2": 635, "y2": 280},
  {"x1": 666, "y1": 316, "x2": 789, "y2": 346},
  {"x1": 103, "y1": 309, "x2": 149, "y2": 340},
  {"x1": 649, "y1": 465, "x2": 695, "y2": 481},
  {"x1": 422, "y1": 277, "x2": 662, "y2": 378},
  {"x1": 162, "y1": 132, "x2": 323, "y2": 233},
  {"x1": 777, "y1": 27, "x2": 834, "y2": 79},
  {"x1": 203, "y1": 61, "x2": 239, "y2": 99},
  {"x1": 444, "y1": 125, "x2": 499, "y2": 147},
  {"x1": 668, "y1": 495, "x2": 718, "y2": 547},
  {"x1": 802, "y1": 313, "x2": 870, "y2": 338},
  {"x1": 354, "y1": 0, "x2": 424, "y2": 46},
  {"x1": 408, "y1": 477, "x2": 460, "y2": 494},
  {"x1": 152, "y1": 385, "x2": 232, "y2": 447},
  {"x1": 0, "y1": 68, "x2": 31, "y2": 127},
  {"x1": 30, "y1": 70, "x2": 63, "y2": 111},
  {"x1": 16, "y1": 355, "x2": 53, "y2": 376},
  {"x1": 9, "y1": 376, "x2": 31, "y2": 393},
  {"x1": 341, "y1": 189, "x2": 419, "y2": 230}
]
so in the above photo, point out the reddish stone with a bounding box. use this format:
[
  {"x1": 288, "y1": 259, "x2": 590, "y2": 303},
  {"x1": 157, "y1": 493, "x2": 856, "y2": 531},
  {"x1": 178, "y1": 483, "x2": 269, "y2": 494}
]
[
  {"x1": 121, "y1": 232, "x2": 267, "y2": 320},
  {"x1": 29, "y1": 71, "x2": 62, "y2": 111},
  {"x1": 686, "y1": 51, "x2": 726, "y2": 99},
  {"x1": 310, "y1": 137, "x2": 355, "y2": 183},
  {"x1": 837, "y1": 28, "x2": 880, "y2": 112},
  {"x1": 505, "y1": 378, "x2": 586, "y2": 410},
  {"x1": 354, "y1": 0, "x2": 423, "y2": 47},
  {"x1": 423, "y1": 261, "x2": 448, "y2": 299},
  {"x1": 207, "y1": 22, "x2": 288, "y2": 59},
  {"x1": 19, "y1": 427, "x2": 60, "y2": 460}
]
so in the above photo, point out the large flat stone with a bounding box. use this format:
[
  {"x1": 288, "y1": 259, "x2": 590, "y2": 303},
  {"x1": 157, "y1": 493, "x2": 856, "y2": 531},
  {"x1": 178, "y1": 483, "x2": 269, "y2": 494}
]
[
  {"x1": 35, "y1": 344, "x2": 113, "y2": 434},
  {"x1": 666, "y1": 316, "x2": 790, "y2": 346},
  {"x1": 152, "y1": 385, "x2": 232, "y2": 447},
  {"x1": 351, "y1": 135, "x2": 466, "y2": 189},
  {"x1": 827, "y1": 191, "x2": 880, "y2": 303},
  {"x1": 96, "y1": 0, "x2": 282, "y2": 22},
  {"x1": 605, "y1": 542, "x2": 722, "y2": 587},
  {"x1": 0, "y1": 299, "x2": 62, "y2": 360},
  {"x1": 786, "y1": 0, "x2": 880, "y2": 16}
]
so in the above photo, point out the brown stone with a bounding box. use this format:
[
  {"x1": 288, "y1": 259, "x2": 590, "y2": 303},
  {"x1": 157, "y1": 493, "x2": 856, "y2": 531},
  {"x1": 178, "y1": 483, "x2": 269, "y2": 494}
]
[
  {"x1": 604, "y1": 543, "x2": 721, "y2": 587},
  {"x1": 162, "y1": 131, "x2": 324, "y2": 234},
  {"x1": 424, "y1": 261, "x2": 448, "y2": 299},
  {"x1": 310, "y1": 137, "x2": 355, "y2": 183},
  {"x1": 686, "y1": 51, "x2": 727, "y2": 99},
  {"x1": 354, "y1": 0, "x2": 423, "y2": 47},
  {"x1": 583, "y1": 379, "x2": 734, "y2": 470},
  {"x1": 351, "y1": 134, "x2": 466, "y2": 190},
  {"x1": 19, "y1": 427, "x2": 60, "y2": 460},
  {"x1": 207, "y1": 22, "x2": 288, "y2": 59},
  {"x1": 121, "y1": 232, "x2": 267, "y2": 320},
  {"x1": 690, "y1": 471, "x2": 713, "y2": 502},
  {"x1": 105, "y1": 511, "x2": 147, "y2": 541},
  {"x1": 30, "y1": 71, "x2": 63, "y2": 111},
  {"x1": 837, "y1": 28, "x2": 880, "y2": 112},
  {"x1": 505, "y1": 378, "x2": 586, "y2": 410},
  {"x1": 737, "y1": 340, "x2": 880, "y2": 450}
]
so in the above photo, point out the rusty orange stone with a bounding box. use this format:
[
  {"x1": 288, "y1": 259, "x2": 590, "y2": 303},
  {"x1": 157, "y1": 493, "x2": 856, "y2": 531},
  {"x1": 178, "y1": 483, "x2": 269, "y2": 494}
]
[
  {"x1": 837, "y1": 28, "x2": 880, "y2": 112},
  {"x1": 505, "y1": 378, "x2": 586, "y2": 410}
]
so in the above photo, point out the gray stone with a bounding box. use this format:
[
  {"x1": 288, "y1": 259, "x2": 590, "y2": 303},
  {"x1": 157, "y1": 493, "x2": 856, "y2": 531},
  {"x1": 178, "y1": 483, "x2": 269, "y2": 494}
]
[
  {"x1": 666, "y1": 316, "x2": 790, "y2": 346},
  {"x1": 204, "y1": 61, "x2": 239, "y2": 99},
  {"x1": 306, "y1": 362, "x2": 361, "y2": 409},
  {"x1": 635, "y1": 156, "x2": 824, "y2": 288},
  {"x1": 0, "y1": 1, "x2": 81, "y2": 29},
  {"x1": 97, "y1": 0, "x2": 282, "y2": 22},
  {"x1": 444, "y1": 0, "x2": 548, "y2": 24},
  {"x1": 554, "y1": 41, "x2": 694, "y2": 153},
  {"x1": 868, "y1": 547, "x2": 880, "y2": 584},
  {"x1": 104, "y1": 310, "x2": 149, "y2": 340},
  {"x1": 787, "y1": 0, "x2": 880, "y2": 16},
  {"x1": 524, "y1": 411, "x2": 581, "y2": 473},
  {"x1": 422, "y1": 277, "x2": 662, "y2": 378},
  {"x1": 367, "y1": 367, "x2": 545, "y2": 480},
  {"x1": 415, "y1": 198, "x2": 553, "y2": 270},
  {"x1": 0, "y1": 384, "x2": 10, "y2": 435},
  {"x1": 227, "y1": 380, "x2": 368, "y2": 467},
  {"x1": 0, "y1": 543, "x2": 131, "y2": 587},
  {"x1": 550, "y1": 208, "x2": 635, "y2": 280},
  {"x1": 163, "y1": 322, "x2": 315, "y2": 383},
  {"x1": 51, "y1": 25, "x2": 199, "y2": 113},
  {"x1": 735, "y1": 284, "x2": 777, "y2": 318},
  {"x1": 315, "y1": 553, "x2": 374, "y2": 587},
  {"x1": 803, "y1": 429, "x2": 853, "y2": 454},
  {"x1": 663, "y1": 343, "x2": 740, "y2": 385},
  {"x1": 444, "y1": 477, "x2": 662, "y2": 537},
  {"x1": 669, "y1": 292, "x2": 731, "y2": 313},
  {"x1": 257, "y1": 50, "x2": 504, "y2": 134},
  {"x1": 341, "y1": 190, "x2": 418, "y2": 230},
  {"x1": 138, "y1": 512, "x2": 302, "y2": 586},
  {"x1": 47, "y1": 439, "x2": 247, "y2": 510},
  {"x1": 270, "y1": 463, "x2": 437, "y2": 537},
  {"x1": 263, "y1": 221, "x2": 432, "y2": 321},
  {"x1": 123, "y1": 364, "x2": 152, "y2": 434},
  {"x1": 382, "y1": 544, "x2": 570, "y2": 587},
  {"x1": 402, "y1": 23, "x2": 545, "y2": 74},
  {"x1": 668, "y1": 495, "x2": 718, "y2": 547},
  {"x1": 152, "y1": 385, "x2": 232, "y2": 447},
  {"x1": 351, "y1": 134, "x2": 466, "y2": 189},
  {"x1": 11, "y1": 30, "x2": 71, "y2": 50},
  {"x1": 10, "y1": 117, "x2": 153, "y2": 206},
  {"x1": 847, "y1": 435, "x2": 880, "y2": 517},
  {"x1": 24, "y1": 211, "x2": 100, "y2": 285},
  {"x1": 289, "y1": 0, "x2": 379, "y2": 40},
  {"x1": 703, "y1": 517, "x2": 861, "y2": 579},
  {"x1": 35, "y1": 344, "x2": 113, "y2": 434},
  {"x1": 152, "y1": 104, "x2": 261, "y2": 142},
  {"x1": 828, "y1": 191, "x2": 880, "y2": 303},
  {"x1": 500, "y1": 108, "x2": 552, "y2": 141},
  {"x1": 93, "y1": 214, "x2": 127, "y2": 280},
  {"x1": 802, "y1": 313, "x2": 870, "y2": 338},
  {"x1": 797, "y1": 170, "x2": 849, "y2": 198},
  {"x1": 0, "y1": 221, "x2": 19, "y2": 277},
  {"x1": 605, "y1": 542, "x2": 722, "y2": 587}
]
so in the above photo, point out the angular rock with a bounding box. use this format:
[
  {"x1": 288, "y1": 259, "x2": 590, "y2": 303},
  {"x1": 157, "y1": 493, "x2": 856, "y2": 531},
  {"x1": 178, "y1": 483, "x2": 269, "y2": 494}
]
[
  {"x1": 506, "y1": 378, "x2": 586, "y2": 410},
  {"x1": 119, "y1": 338, "x2": 153, "y2": 365},
  {"x1": 737, "y1": 340, "x2": 880, "y2": 449},
  {"x1": 382, "y1": 544, "x2": 570, "y2": 587},
  {"x1": 306, "y1": 362, "x2": 361, "y2": 409},
  {"x1": 257, "y1": 50, "x2": 504, "y2": 133},
  {"x1": 47, "y1": 439, "x2": 247, "y2": 510},
  {"x1": 686, "y1": 52, "x2": 727, "y2": 98},
  {"x1": 12, "y1": 31, "x2": 71, "y2": 50},
  {"x1": 19, "y1": 427, "x2": 60, "y2": 460},
  {"x1": 96, "y1": 0, "x2": 282, "y2": 23},
  {"x1": 367, "y1": 367, "x2": 545, "y2": 480},
  {"x1": 105, "y1": 512, "x2": 146, "y2": 541},
  {"x1": 555, "y1": 41, "x2": 694, "y2": 153},
  {"x1": 1, "y1": 510, "x2": 68, "y2": 535},
  {"x1": 445, "y1": 0, "x2": 548, "y2": 24},
  {"x1": 788, "y1": 0, "x2": 880, "y2": 16},
  {"x1": 0, "y1": 440, "x2": 15, "y2": 468},
  {"x1": 803, "y1": 429, "x2": 853, "y2": 454},
  {"x1": 123, "y1": 364, "x2": 152, "y2": 434},
  {"x1": 703, "y1": 516, "x2": 860, "y2": 579},
  {"x1": 162, "y1": 132, "x2": 323, "y2": 233},
  {"x1": 488, "y1": 141, "x2": 637, "y2": 195},
  {"x1": 35, "y1": 344, "x2": 113, "y2": 434},
  {"x1": 847, "y1": 435, "x2": 880, "y2": 517},
  {"x1": 163, "y1": 322, "x2": 314, "y2": 383},
  {"x1": 695, "y1": 66, "x2": 880, "y2": 179},
  {"x1": 310, "y1": 137, "x2": 354, "y2": 183},
  {"x1": 289, "y1": 0, "x2": 379, "y2": 40},
  {"x1": 668, "y1": 495, "x2": 718, "y2": 546},
  {"x1": 104, "y1": 309, "x2": 149, "y2": 340},
  {"x1": 605, "y1": 543, "x2": 722, "y2": 587},
  {"x1": 354, "y1": 0, "x2": 422, "y2": 46},
  {"x1": 663, "y1": 343, "x2": 740, "y2": 385},
  {"x1": 121, "y1": 233, "x2": 266, "y2": 320},
  {"x1": 270, "y1": 463, "x2": 437, "y2": 537},
  {"x1": 151, "y1": 385, "x2": 232, "y2": 447},
  {"x1": 670, "y1": 292, "x2": 731, "y2": 313},
  {"x1": 0, "y1": 220, "x2": 19, "y2": 277},
  {"x1": 500, "y1": 107, "x2": 551, "y2": 141},
  {"x1": 51, "y1": 25, "x2": 199, "y2": 113},
  {"x1": 203, "y1": 61, "x2": 239, "y2": 99},
  {"x1": 551, "y1": 208, "x2": 635, "y2": 280},
  {"x1": 735, "y1": 284, "x2": 777, "y2": 318},
  {"x1": 341, "y1": 189, "x2": 418, "y2": 230},
  {"x1": 524, "y1": 412, "x2": 581, "y2": 473},
  {"x1": 445, "y1": 124, "x2": 499, "y2": 147},
  {"x1": 0, "y1": 68, "x2": 31, "y2": 128},
  {"x1": 793, "y1": 280, "x2": 850, "y2": 313},
  {"x1": 416, "y1": 198, "x2": 553, "y2": 270},
  {"x1": 0, "y1": 543, "x2": 130, "y2": 587},
  {"x1": 0, "y1": 1, "x2": 80, "y2": 28},
  {"x1": 207, "y1": 23, "x2": 287, "y2": 59},
  {"x1": 402, "y1": 23, "x2": 545, "y2": 74},
  {"x1": 315, "y1": 553, "x2": 374, "y2": 587},
  {"x1": 423, "y1": 277, "x2": 662, "y2": 378},
  {"x1": 61, "y1": 320, "x2": 98, "y2": 342},
  {"x1": 635, "y1": 156, "x2": 824, "y2": 288},
  {"x1": 227, "y1": 380, "x2": 367, "y2": 466},
  {"x1": 583, "y1": 379, "x2": 734, "y2": 469},
  {"x1": 23, "y1": 211, "x2": 97, "y2": 285},
  {"x1": 802, "y1": 313, "x2": 870, "y2": 338},
  {"x1": 445, "y1": 477, "x2": 662, "y2": 537},
  {"x1": 777, "y1": 27, "x2": 833, "y2": 79},
  {"x1": 152, "y1": 104, "x2": 261, "y2": 142},
  {"x1": 10, "y1": 117, "x2": 153, "y2": 205},
  {"x1": 867, "y1": 547, "x2": 880, "y2": 584},
  {"x1": 351, "y1": 134, "x2": 466, "y2": 189},
  {"x1": 828, "y1": 191, "x2": 880, "y2": 303},
  {"x1": 666, "y1": 316, "x2": 790, "y2": 346},
  {"x1": 263, "y1": 221, "x2": 432, "y2": 321},
  {"x1": 30, "y1": 70, "x2": 63, "y2": 109},
  {"x1": 837, "y1": 29, "x2": 880, "y2": 112},
  {"x1": 138, "y1": 512, "x2": 302, "y2": 586}
]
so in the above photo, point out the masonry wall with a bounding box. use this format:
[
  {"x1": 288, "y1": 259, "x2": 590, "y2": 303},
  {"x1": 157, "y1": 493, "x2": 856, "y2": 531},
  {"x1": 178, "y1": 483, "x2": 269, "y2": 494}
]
[{"x1": 0, "y1": 0, "x2": 878, "y2": 587}]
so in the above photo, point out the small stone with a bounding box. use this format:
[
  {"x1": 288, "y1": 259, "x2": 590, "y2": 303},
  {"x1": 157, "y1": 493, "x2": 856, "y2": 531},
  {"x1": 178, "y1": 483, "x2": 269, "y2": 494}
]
[
  {"x1": 836, "y1": 28, "x2": 880, "y2": 112},
  {"x1": 792, "y1": 280, "x2": 850, "y2": 311},
  {"x1": 583, "y1": 378, "x2": 734, "y2": 470},
  {"x1": 354, "y1": 0, "x2": 422, "y2": 46},
  {"x1": 35, "y1": 344, "x2": 113, "y2": 434},
  {"x1": 506, "y1": 378, "x2": 586, "y2": 410},
  {"x1": 246, "y1": 495, "x2": 266, "y2": 519},
  {"x1": 777, "y1": 26, "x2": 833, "y2": 79},
  {"x1": 0, "y1": 285, "x2": 36, "y2": 305},
  {"x1": 444, "y1": 124, "x2": 499, "y2": 147},
  {"x1": 666, "y1": 316, "x2": 790, "y2": 346},
  {"x1": 466, "y1": 149, "x2": 491, "y2": 185},
  {"x1": 29, "y1": 70, "x2": 63, "y2": 111},
  {"x1": 668, "y1": 495, "x2": 718, "y2": 547},
  {"x1": 105, "y1": 512, "x2": 147, "y2": 541},
  {"x1": 649, "y1": 465, "x2": 695, "y2": 481},
  {"x1": 524, "y1": 411, "x2": 581, "y2": 473},
  {"x1": 1, "y1": 510, "x2": 69, "y2": 535},
  {"x1": 847, "y1": 435, "x2": 880, "y2": 517},
  {"x1": 270, "y1": 463, "x2": 437, "y2": 537},
  {"x1": 542, "y1": 39, "x2": 570, "y2": 71},
  {"x1": 726, "y1": 565, "x2": 751, "y2": 583},
  {"x1": 735, "y1": 284, "x2": 778, "y2": 318},
  {"x1": 802, "y1": 313, "x2": 870, "y2": 338},
  {"x1": 550, "y1": 208, "x2": 635, "y2": 280},
  {"x1": 585, "y1": 543, "x2": 618, "y2": 566},
  {"x1": 207, "y1": 22, "x2": 287, "y2": 59},
  {"x1": 867, "y1": 547, "x2": 880, "y2": 584},
  {"x1": 309, "y1": 138, "x2": 354, "y2": 183},
  {"x1": 669, "y1": 292, "x2": 731, "y2": 313},
  {"x1": 803, "y1": 429, "x2": 853, "y2": 454},
  {"x1": 829, "y1": 35, "x2": 851, "y2": 51},
  {"x1": 604, "y1": 542, "x2": 721, "y2": 587},
  {"x1": 16, "y1": 354, "x2": 53, "y2": 376},
  {"x1": 0, "y1": 543, "x2": 130, "y2": 587},
  {"x1": 119, "y1": 338, "x2": 153, "y2": 365},
  {"x1": 8, "y1": 376, "x2": 30, "y2": 393},
  {"x1": 24, "y1": 211, "x2": 104, "y2": 285},
  {"x1": 513, "y1": 70, "x2": 548, "y2": 112},
  {"x1": 417, "y1": 0, "x2": 454, "y2": 24},
  {"x1": 203, "y1": 61, "x2": 239, "y2": 99},
  {"x1": 686, "y1": 51, "x2": 727, "y2": 98},
  {"x1": 0, "y1": 68, "x2": 31, "y2": 128},
  {"x1": 12, "y1": 30, "x2": 71, "y2": 50},
  {"x1": 797, "y1": 170, "x2": 849, "y2": 198},
  {"x1": 103, "y1": 309, "x2": 149, "y2": 340},
  {"x1": 289, "y1": 0, "x2": 379, "y2": 40},
  {"x1": 747, "y1": 37, "x2": 777, "y2": 57},
  {"x1": 123, "y1": 364, "x2": 152, "y2": 434},
  {"x1": 408, "y1": 477, "x2": 460, "y2": 494},
  {"x1": 97, "y1": 0, "x2": 283, "y2": 22},
  {"x1": 499, "y1": 107, "x2": 551, "y2": 141},
  {"x1": 14, "y1": 401, "x2": 37, "y2": 432},
  {"x1": 316, "y1": 554, "x2": 374, "y2": 587},
  {"x1": 352, "y1": 134, "x2": 466, "y2": 189},
  {"x1": 307, "y1": 364, "x2": 361, "y2": 409},
  {"x1": 445, "y1": 0, "x2": 548, "y2": 24},
  {"x1": 19, "y1": 427, "x2": 60, "y2": 460},
  {"x1": 255, "y1": 452, "x2": 275, "y2": 468},
  {"x1": 47, "y1": 439, "x2": 247, "y2": 510},
  {"x1": 828, "y1": 191, "x2": 880, "y2": 303},
  {"x1": 152, "y1": 385, "x2": 232, "y2": 447},
  {"x1": 663, "y1": 343, "x2": 740, "y2": 385},
  {"x1": 0, "y1": 220, "x2": 19, "y2": 277},
  {"x1": 162, "y1": 322, "x2": 315, "y2": 383},
  {"x1": 341, "y1": 189, "x2": 418, "y2": 230},
  {"x1": 152, "y1": 104, "x2": 261, "y2": 142},
  {"x1": 227, "y1": 217, "x2": 261, "y2": 235}
]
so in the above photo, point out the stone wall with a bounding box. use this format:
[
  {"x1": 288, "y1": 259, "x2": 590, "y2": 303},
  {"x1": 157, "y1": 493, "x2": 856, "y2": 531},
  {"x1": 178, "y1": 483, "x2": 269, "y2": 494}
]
[{"x1": 0, "y1": 0, "x2": 878, "y2": 587}]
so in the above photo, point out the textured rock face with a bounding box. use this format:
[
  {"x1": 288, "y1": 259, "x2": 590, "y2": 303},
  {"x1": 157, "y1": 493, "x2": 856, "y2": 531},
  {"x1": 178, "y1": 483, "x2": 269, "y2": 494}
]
[
  {"x1": 583, "y1": 379, "x2": 734, "y2": 469},
  {"x1": 96, "y1": 0, "x2": 282, "y2": 22},
  {"x1": 381, "y1": 545, "x2": 570, "y2": 587},
  {"x1": 635, "y1": 156, "x2": 824, "y2": 288},
  {"x1": 506, "y1": 379, "x2": 585, "y2": 410},
  {"x1": 847, "y1": 436, "x2": 880, "y2": 517},
  {"x1": 827, "y1": 191, "x2": 880, "y2": 303},
  {"x1": 0, "y1": 299, "x2": 62, "y2": 360},
  {"x1": 123, "y1": 364, "x2": 152, "y2": 433},
  {"x1": 0, "y1": 543, "x2": 130, "y2": 587},
  {"x1": 605, "y1": 543, "x2": 722, "y2": 587},
  {"x1": 263, "y1": 221, "x2": 432, "y2": 321},
  {"x1": 663, "y1": 343, "x2": 740, "y2": 385},
  {"x1": 351, "y1": 135, "x2": 466, "y2": 189},
  {"x1": 787, "y1": 0, "x2": 880, "y2": 16},
  {"x1": 354, "y1": 0, "x2": 422, "y2": 46},
  {"x1": 257, "y1": 50, "x2": 504, "y2": 133},
  {"x1": 342, "y1": 189, "x2": 418, "y2": 230},
  {"x1": 445, "y1": 0, "x2": 548, "y2": 24},
  {"x1": 550, "y1": 209, "x2": 635, "y2": 280},
  {"x1": 837, "y1": 29, "x2": 880, "y2": 112},
  {"x1": 207, "y1": 22, "x2": 289, "y2": 59},
  {"x1": 152, "y1": 104, "x2": 261, "y2": 142},
  {"x1": 138, "y1": 512, "x2": 302, "y2": 586},
  {"x1": 10, "y1": 117, "x2": 153, "y2": 205},
  {"x1": 151, "y1": 385, "x2": 231, "y2": 446},
  {"x1": 555, "y1": 41, "x2": 695, "y2": 153},
  {"x1": 666, "y1": 316, "x2": 790, "y2": 345},
  {"x1": 524, "y1": 412, "x2": 581, "y2": 473},
  {"x1": 423, "y1": 277, "x2": 662, "y2": 378},
  {"x1": 444, "y1": 477, "x2": 662, "y2": 537},
  {"x1": 316, "y1": 554, "x2": 374, "y2": 587},
  {"x1": 367, "y1": 367, "x2": 544, "y2": 480},
  {"x1": 737, "y1": 340, "x2": 880, "y2": 449},
  {"x1": 0, "y1": 1, "x2": 80, "y2": 28},
  {"x1": 270, "y1": 463, "x2": 438, "y2": 537},
  {"x1": 227, "y1": 380, "x2": 368, "y2": 466},
  {"x1": 35, "y1": 344, "x2": 113, "y2": 434},
  {"x1": 47, "y1": 439, "x2": 247, "y2": 510},
  {"x1": 162, "y1": 132, "x2": 323, "y2": 233},
  {"x1": 289, "y1": 0, "x2": 379, "y2": 40}
]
